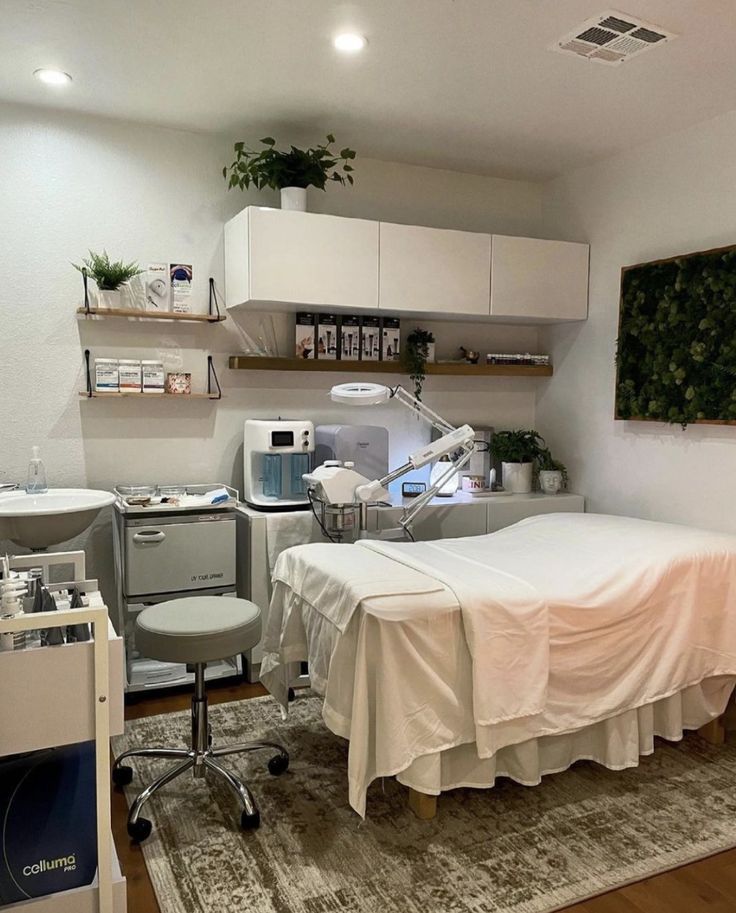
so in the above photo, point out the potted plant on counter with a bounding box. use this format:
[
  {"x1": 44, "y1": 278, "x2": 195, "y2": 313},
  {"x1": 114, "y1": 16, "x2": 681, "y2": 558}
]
[
  {"x1": 222, "y1": 135, "x2": 356, "y2": 211},
  {"x1": 491, "y1": 429, "x2": 546, "y2": 493},
  {"x1": 73, "y1": 250, "x2": 143, "y2": 309},
  {"x1": 537, "y1": 447, "x2": 568, "y2": 494},
  {"x1": 402, "y1": 328, "x2": 435, "y2": 400}
]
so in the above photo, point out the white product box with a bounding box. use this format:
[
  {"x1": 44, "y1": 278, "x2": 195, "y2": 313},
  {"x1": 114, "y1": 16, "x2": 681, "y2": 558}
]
[
  {"x1": 340, "y1": 316, "x2": 360, "y2": 360},
  {"x1": 94, "y1": 358, "x2": 119, "y2": 392},
  {"x1": 119, "y1": 359, "x2": 142, "y2": 393},
  {"x1": 142, "y1": 360, "x2": 165, "y2": 393},
  {"x1": 381, "y1": 317, "x2": 401, "y2": 361},
  {"x1": 360, "y1": 316, "x2": 380, "y2": 361},
  {"x1": 317, "y1": 314, "x2": 338, "y2": 360},
  {"x1": 169, "y1": 263, "x2": 192, "y2": 314},
  {"x1": 145, "y1": 263, "x2": 170, "y2": 312},
  {"x1": 295, "y1": 312, "x2": 316, "y2": 360}
]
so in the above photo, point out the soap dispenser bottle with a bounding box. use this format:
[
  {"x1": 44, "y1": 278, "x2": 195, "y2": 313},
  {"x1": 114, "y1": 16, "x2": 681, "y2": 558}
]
[{"x1": 26, "y1": 446, "x2": 48, "y2": 494}]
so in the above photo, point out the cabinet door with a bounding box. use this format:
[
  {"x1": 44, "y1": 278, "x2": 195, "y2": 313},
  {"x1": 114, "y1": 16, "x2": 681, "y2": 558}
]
[
  {"x1": 248, "y1": 208, "x2": 379, "y2": 310},
  {"x1": 491, "y1": 235, "x2": 589, "y2": 321},
  {"x1": 379, "y1": 222, "x2": 491, "y2": 316}
]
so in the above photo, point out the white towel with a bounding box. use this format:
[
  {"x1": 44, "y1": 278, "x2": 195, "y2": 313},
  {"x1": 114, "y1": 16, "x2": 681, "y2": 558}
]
[{"x1": 265, "y1": 511, "x2": 321, "y2": 572}]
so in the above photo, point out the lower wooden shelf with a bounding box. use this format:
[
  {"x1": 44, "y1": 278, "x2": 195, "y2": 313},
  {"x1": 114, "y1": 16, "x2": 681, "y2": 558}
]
[{"x1": 228, "y1": 356, "x2": 552, "y2": 377}]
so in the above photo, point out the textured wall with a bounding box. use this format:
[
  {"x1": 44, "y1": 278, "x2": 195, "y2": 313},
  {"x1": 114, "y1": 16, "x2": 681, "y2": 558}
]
[
  {"x1": 538, "y1": 109, "x2": 736, "y2": 532},
  {"x1": 0, "y1": 101, "x2": 546, "y2": 599}
]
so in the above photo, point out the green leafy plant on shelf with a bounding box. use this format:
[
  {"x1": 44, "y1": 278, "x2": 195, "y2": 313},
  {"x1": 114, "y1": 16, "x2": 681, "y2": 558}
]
[
  {"x1": 402, "y1": 328, "x2": 435, "y2": 400},
  {"x1": 223, "y1": 135, "x2": 356, "y2": 191},
  {"x1": 73, "y1": 250, "x2": 143, "y2": 290},
  {"x1": 491, "y1": 429, "x2": 546, "y2": 464},
  {"x1": 616, "y1": 245, "x2": 736, "y2": 427}
]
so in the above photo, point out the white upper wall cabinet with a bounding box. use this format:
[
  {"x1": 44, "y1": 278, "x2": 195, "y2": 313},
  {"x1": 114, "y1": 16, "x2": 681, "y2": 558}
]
[
  {"x1": 225, "y1": 207, "x2": 379, "y2": 311},
  {"x1": 379, "y1": 222, "x2": 491, "y2": 316},
  {"x1": 490, "y1": 235, "x2": 589, "y2": 322}
]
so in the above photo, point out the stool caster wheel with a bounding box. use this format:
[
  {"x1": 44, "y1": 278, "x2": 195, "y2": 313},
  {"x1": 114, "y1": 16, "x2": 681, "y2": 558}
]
[
  {"x1": 112, "y1": 765, "x2": 133, "y2": 787},
  {"x1": 268, "y1": 754, "x2": 289, "y2": 776},
  {"x1": 241, "y1": 809, "x2": 260, "y2": 830},
  {"x1": 128, "y1": 817, "x2": 152, "y2": 843}
]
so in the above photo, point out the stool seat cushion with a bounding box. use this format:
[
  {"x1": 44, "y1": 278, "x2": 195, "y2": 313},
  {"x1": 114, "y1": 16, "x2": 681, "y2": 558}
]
[{"x1": 135, "y1": 597, "x2": 261, "y2": 665}]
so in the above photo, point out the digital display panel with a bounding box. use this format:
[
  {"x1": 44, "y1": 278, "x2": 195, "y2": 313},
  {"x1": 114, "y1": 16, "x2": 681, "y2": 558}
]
[{"x1": 271, "y1": 431, "x2": 294, "y2": 447}]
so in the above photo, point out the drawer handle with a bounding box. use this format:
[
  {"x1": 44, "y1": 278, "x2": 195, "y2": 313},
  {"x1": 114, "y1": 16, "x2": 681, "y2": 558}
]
[{"x1": 133, "y1": 530, "x2": 166, "y2": 544}]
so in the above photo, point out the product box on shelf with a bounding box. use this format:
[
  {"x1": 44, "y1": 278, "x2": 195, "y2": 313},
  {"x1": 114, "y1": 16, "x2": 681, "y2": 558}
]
[
  {"x1": 145, "y1": 262, "x2": 170, "y2": 312},
  {"x1": 170, "y1": 263, "x2": 193, "y2": 314},
  {"x1": 295, "y1": 312, "x2": 316, "y2": 360},
  {"x1": 317, "y1": 314, "x2": 338, "y2": 360},
  {"x1": 360, "y1": 316, "x2": 380, "y2": 361},
  {"x1": 0, "y1": 742, "x2": 97, "y2": 904},
  {"x1": 381, "y1": 317, "x2": 401, "y2": 361},
  {"x1": 340, "y1": 316, "x2": 360, "y2": 360},
  {"x1": 118, "y1": 359, "x2": 142, "y2": 393}
]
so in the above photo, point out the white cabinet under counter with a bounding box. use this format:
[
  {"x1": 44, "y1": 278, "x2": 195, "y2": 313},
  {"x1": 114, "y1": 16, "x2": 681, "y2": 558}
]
[
  {"x1": 224, "y1": 206, "x2": 379, "y2": 312},
  {"x1": 378, "y1": 221, "x2": 491, "y2": 317}
]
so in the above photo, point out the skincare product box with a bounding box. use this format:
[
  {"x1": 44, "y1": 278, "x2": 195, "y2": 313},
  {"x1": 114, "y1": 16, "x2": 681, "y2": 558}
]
[
  {"x1": 0, "y1": 743, "x2": 97, "y2": 904},
  {"x1": 166, "y1": 372, "x2": 192, "y2": 394},
  {"x1": 295, "y1": 312, "x2": 316, "y2": 360},
  {"x1": 170, "y1": 263, "x2": 193, "y2": 314},
  {"x1": 94, "y1": 357, "x2": 119, "y2": 392},
  {"x1": 340, "y1": 316, "x2": 360, "y2": 360},
  {"x1": 317, "y1": 314, "x2": 338, "y2": 360},
  {"x1": 142, "y1": 359, "x2": 165, "y2": 393},
  {"x1": 381, "y1": 317, "x2": 401, "y2": 361},
  {"x1": 145, "y1": 262, "x2": 170, "y2": 312},
  {"x1": 360, "y1": 316, "x2": 381, "y2": 361},
  {"x1": 119, "y1": 359, "x2": 142, "y2": 393}
]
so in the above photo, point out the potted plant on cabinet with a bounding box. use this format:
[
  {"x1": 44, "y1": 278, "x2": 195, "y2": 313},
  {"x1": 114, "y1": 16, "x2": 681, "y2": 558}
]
[
  {"x1": 402, "y1": 328, "x2": 435, "y2": 400},
  {"x1": 491, "y1": 429, "x2": 546, "y2": 494},
  {"x1": 537, "y1": 447, "x2": 568, "y2": 494},
  {"x1": 222, "y1": 135, "x2": 356, "y2": 211},
  {"x1": 73, "y1": 250, "x2": 143, "y2": 309}
]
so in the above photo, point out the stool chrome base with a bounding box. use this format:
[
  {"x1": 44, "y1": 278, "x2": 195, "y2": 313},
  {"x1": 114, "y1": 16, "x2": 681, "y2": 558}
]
[{"x1": 113, "y1": 665, "x2": 288, "y2": 841}]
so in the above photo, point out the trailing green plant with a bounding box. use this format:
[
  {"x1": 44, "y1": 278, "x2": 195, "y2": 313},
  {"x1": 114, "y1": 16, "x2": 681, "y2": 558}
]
[
  {"x1": 536, "y1": 446, "x2": 568, "y2": 486},
  {"x1": 491, "y1": 429, "x2": 546, "y2": 464},
  {"x1": 402, "y1": 328, "x2": 435, "y2": 400},
  {"x1": 616, "y1": 245, "x2": 736, "y2": 427},
  {"x1": 223, "y1": 135, "x2": 356, "y2": 191},
  {"x1": 73, "y1": 250, "x2": 143, "y2": 290}
]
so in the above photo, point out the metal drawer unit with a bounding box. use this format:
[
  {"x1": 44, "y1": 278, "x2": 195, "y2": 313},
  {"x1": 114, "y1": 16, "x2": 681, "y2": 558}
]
[{"x1": 112, "y1": 488, "x2": 242, "y2": 693}]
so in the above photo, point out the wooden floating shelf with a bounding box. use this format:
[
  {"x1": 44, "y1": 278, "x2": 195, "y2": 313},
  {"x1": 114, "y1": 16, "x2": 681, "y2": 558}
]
[
  {"x1": 228, "y1": 356, "x2": 552, "y2": 377},
  {"x1": 79, "y1": 392, "x2": 220, "y2": 400},
  {"x1": 77, "y1": 307, "x2": 225, "y2": 323}
]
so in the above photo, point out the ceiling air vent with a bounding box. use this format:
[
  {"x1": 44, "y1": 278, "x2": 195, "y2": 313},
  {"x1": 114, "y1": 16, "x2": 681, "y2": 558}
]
[{"x1": 551, "y1": 10, "x2": 676, "y2": 66}]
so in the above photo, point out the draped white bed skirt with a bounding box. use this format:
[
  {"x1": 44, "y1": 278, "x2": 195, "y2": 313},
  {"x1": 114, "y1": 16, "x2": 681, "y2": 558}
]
[{"x1": 396, "y1": 676, "x2": 736, "y2": 797}]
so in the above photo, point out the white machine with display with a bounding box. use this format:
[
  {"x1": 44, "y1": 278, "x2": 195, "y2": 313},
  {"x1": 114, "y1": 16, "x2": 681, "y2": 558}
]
[
  {"x1": 315, "y1": 424, "x2": 389, "y2": 482},
  {"x1": 244, "y1": 419, "x2": 314, "y2": 511}
]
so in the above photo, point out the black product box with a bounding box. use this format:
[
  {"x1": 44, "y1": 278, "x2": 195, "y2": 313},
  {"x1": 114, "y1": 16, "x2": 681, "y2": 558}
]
[
  {"x1": 360, "y1": 316, "x2": 381, "y2": 361},
  {"x1": 381, "y1": 317, "x2": 401, "y2": 361},
  {"x1": 317, "y1": 314, "x2": 338, "y2": 360},
  {"x1": 340, "y1": 316, "x2": 360, "y2": 360},
  {"x1": 0, "y1": 742, "x2": 97, "y2": 904},
  {"x1": 295, "y1": 312, "x2": 316, "y2": 359}
]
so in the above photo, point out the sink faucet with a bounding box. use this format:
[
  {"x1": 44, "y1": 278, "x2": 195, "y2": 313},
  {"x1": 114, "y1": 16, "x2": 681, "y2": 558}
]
[{"x1": 0, "y1": 482, "x2": 18, "y2": 493}]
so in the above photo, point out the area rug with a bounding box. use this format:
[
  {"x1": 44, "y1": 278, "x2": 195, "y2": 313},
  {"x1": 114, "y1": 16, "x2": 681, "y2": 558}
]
[{"x1": 113, "y1": 692, "x2": 736, "y2": 913}]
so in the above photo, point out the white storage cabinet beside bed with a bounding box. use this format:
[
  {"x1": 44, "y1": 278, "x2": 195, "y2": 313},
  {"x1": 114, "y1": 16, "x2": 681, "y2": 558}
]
[{"x1": 236, "y1": 492, "x2": 584, "y2": 680}]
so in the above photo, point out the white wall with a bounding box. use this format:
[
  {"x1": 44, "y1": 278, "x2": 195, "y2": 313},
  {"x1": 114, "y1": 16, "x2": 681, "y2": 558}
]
[
  {"x1": 538, "y1": 108, "x2": 736, "y2": 532},
  {"x1": 0, "y1": 101, "x2": 545, "y2": 595}
]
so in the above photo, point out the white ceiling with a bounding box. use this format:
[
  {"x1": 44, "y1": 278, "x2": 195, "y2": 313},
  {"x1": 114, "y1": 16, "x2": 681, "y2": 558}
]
[{"x1": 2, "y1": 0, "x2": 736, "y2": 180}]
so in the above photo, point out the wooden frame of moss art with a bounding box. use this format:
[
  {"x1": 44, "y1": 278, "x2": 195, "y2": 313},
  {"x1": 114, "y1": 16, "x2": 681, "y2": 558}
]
[{"x1": 615, "y1": 243, "x2": 736, "y2": 427}]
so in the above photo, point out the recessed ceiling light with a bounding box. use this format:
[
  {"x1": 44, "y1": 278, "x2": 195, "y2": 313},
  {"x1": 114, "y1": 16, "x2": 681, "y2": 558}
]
[
  {"x1": 34, "y1": 68, "x2": 72, "y2": 86},
  {"x1": 333, "y1": 33, "x2": 367, "y2": 53}
]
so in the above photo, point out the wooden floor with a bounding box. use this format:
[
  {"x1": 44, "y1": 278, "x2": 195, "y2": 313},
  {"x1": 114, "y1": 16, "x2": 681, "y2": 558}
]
[{"x1": 113, "y1": 683, "x2": 736, "y2": 913}]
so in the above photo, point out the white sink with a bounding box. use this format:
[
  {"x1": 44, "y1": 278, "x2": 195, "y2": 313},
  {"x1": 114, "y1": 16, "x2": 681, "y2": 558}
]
[{"x1": 0, "y1": 489, "x2": 115, "y2": 549}]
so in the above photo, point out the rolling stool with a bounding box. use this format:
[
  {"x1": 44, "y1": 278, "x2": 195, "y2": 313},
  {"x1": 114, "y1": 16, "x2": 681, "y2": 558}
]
[{"x1": 112, "y1": 597, "x2": 289, "y2": 842}]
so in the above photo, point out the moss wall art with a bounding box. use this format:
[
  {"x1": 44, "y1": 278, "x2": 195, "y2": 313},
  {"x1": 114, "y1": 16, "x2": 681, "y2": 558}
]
[{"x1": 615, "y1": 244, "x2": 736, "y2": 427}]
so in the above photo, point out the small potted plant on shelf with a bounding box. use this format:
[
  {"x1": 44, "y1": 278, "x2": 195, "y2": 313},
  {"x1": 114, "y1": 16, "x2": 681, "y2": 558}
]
[
  {"x1": 402, "y1": 328, "x2": 435, "y2": 400},
  {"x1": 73, "y1": 250, "x2": 143, "y2": 310},
  {"x1": 537, "y1": 447, "x2": 568, "y2": 494},
  {"x1": 222, "y1": 135, "x2": 356, "y2": 211},
  {"x1": 491, "y1": 429, "x2": 546, "y2": 494}
]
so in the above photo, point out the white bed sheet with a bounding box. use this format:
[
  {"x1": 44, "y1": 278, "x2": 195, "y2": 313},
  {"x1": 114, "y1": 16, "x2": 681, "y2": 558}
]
[{"x1": 261, "y1": 513, "x2": 736, "y2": 816}]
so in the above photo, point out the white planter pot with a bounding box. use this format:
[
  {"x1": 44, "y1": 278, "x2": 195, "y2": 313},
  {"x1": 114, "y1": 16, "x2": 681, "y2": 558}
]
[
  {"x1": 426, "y1": 342, "x2": 436, "y2": 364},
  {"x1": 280, "y1": 186, "x2": 308, "y2": 211},
  {"x1": 501, "y1": 461, "x2": 533, "y2": 494},
  {"x1": 539, "y1": 469, "x2": 563, "y2": 495},
  {"x1": 96, "y1": 288, "x2": 121, "y2": 310}
]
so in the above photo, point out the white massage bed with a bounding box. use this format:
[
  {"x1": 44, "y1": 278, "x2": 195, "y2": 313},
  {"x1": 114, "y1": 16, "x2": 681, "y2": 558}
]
[{"x1": 260, "y1": 513, "x2": 736, "y2": 817}]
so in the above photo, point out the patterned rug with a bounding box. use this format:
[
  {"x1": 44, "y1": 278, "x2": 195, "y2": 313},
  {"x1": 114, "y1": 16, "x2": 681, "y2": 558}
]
[{"x1": 113, "y1": 692, "x2": 736, "y2": 913}]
